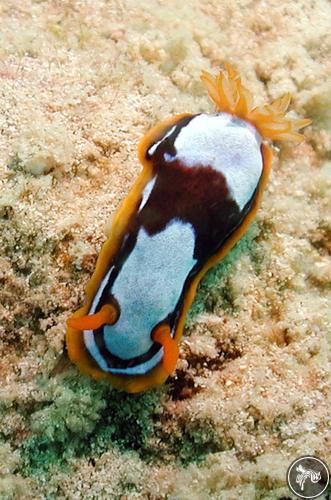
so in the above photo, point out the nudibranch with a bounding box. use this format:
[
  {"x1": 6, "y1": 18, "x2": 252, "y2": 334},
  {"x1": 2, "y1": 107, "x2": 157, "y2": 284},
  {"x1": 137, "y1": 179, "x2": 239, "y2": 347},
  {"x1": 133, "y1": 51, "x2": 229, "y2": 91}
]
[{"x1": 66, "y1": 63, "x2": 311, "y2": 393}]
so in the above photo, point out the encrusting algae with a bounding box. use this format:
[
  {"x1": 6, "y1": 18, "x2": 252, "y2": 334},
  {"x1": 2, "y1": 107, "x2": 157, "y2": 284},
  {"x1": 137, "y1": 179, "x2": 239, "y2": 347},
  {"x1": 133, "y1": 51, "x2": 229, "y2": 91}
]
[{"x1": 0, "y1": 0, "x2": 330, "y2": 498}]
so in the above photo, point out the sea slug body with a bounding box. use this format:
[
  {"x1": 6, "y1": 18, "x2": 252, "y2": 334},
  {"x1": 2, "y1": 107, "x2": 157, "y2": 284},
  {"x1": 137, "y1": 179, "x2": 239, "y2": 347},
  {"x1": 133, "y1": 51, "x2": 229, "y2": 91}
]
[{"x1": 66, "y1": 63, "x2": 311, "y2": 393}]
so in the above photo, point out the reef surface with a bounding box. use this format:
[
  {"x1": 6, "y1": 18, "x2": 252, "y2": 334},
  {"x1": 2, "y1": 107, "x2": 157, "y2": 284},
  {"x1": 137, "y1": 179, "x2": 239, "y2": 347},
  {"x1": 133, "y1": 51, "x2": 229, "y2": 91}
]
[{"x1": 0, "y1": 0, "x2": 330, "y2": 498}]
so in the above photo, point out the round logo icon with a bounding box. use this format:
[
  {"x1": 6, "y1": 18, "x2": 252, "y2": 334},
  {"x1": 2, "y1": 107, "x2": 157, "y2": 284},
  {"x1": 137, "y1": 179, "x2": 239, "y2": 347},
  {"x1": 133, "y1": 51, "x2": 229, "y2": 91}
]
[{"x1": 287, "y1": 456, "x2": 330, "y2": 499}]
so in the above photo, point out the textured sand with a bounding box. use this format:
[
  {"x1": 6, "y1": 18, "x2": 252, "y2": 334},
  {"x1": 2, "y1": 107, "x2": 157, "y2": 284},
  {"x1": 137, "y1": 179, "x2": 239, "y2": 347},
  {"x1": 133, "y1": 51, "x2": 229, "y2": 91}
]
[{"x1": 0, "y1": 0, "x2": 330, "y2": 498}]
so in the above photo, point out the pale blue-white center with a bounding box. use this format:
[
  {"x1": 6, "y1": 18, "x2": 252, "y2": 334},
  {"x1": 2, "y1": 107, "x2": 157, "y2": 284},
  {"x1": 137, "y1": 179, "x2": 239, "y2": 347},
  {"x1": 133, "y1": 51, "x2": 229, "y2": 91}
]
[
  {"x1": 105, "y1": 219, "x2": 196, "y2": 359},
  {"x1": 173, "y1": 113, "x2": 263, "y2": 210},
  {"x1": 84, "y1": 219, "x2": 197, "y2": 375},
  {"x1": 84, "y1": 219, "x2": 197, "y2": 373}
]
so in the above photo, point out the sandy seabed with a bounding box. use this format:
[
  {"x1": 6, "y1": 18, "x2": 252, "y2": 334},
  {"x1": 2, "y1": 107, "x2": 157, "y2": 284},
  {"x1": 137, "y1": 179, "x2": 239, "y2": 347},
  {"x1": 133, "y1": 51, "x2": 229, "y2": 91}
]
[{"x1": 0, "y1": 1, "x2": 330, "y2": 498}]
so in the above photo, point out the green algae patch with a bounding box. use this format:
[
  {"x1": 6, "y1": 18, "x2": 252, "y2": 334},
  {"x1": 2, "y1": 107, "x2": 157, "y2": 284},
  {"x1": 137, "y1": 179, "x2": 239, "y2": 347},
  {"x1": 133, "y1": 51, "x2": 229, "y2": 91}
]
[
  {"x1": 165, "y1": 417, "x2": 227, "y2": 466},
  {"x1": 20, "y1": 374, "x2": 164, "y2": 477},
  {"x1": 20, "y1": 376, "x2": 108, "y2": 476},
  {"x1": 19, "y1": 371, "x2": 225, "y2": 479}
]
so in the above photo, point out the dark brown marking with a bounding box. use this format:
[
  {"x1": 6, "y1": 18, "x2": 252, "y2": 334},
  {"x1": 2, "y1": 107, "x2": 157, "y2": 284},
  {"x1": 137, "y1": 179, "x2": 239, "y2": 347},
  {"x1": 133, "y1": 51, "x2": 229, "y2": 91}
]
[{"x1": 138, "y1": 160, "x2": 240, "y2": 261}]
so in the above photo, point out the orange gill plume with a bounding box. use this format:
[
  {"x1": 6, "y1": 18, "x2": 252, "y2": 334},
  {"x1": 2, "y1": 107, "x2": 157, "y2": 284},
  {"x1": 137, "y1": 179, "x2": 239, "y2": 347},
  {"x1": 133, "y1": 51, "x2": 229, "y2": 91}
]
[{"x1": 200, "y1": 63, "x2": 311, "y2": 142}]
